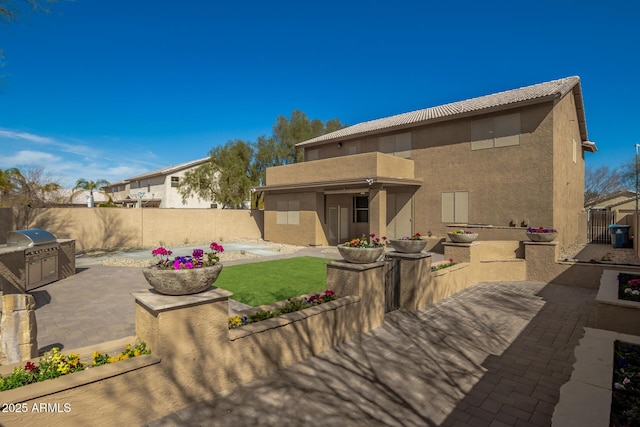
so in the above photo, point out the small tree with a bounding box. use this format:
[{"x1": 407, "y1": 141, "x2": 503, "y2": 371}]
[
  {"x1": 0, "y1": 166, "x2": 62, "y2": 227},
  {"x1": 72, "y1": 178, "x2": 110, "y2": 207},
  {"x1": 584, "y1": 165, "x2": 624, "y2": 204},
  {"x1": 177, "y1": 161, "x2": 218, "y2": 206}
]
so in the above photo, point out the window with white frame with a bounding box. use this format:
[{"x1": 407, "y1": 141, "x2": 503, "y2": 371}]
[
  {"x1": 471, "y1": 113, "x2": 520, "y2": 150},
  {"x1": 171, "y1": 176, "x2": 180, "y2": 188},
  {"x1": 276, "y1": 200, "x2": 300, "y2": 225},
  {"x1": 442, "y1": 191, "x2": 469, "y2": 223}
]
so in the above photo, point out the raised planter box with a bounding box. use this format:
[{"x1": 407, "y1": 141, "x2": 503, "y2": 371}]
[
  {"x1": 596, "y1": 270, "x2": 640, "y2": 335},
  {"x1": 229, "y1": 296, "x2": 361, "y2": 340},
  {"x1": 0, "y1": 335, "x2": 161, "y2": 404},
  {"x1": 553, "y1": 327, "x2": 640, "y2": 426}
]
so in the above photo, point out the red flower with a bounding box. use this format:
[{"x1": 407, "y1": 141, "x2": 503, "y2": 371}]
[{"x1": 25, "y1": 361, "x2": 36, "y2": 371}]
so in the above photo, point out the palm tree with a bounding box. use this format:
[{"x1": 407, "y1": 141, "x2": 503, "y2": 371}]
[{"x1": 72, "y1": 178, "x2": 110, "y2": 207}]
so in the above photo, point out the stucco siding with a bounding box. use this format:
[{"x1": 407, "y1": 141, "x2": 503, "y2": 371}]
[
  {"x1": 264, "y1": 192, "x2": 320, "y2": 246},
  {"x1": 409, "y1": 103, "x2": 555, "y2": 237},
  {"x1": 552, "y1": 90, "x2": 588, "y2": 247}
]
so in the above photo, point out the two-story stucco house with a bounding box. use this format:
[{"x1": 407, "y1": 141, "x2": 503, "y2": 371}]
[
  {"x1": 103, "y1": 158, "x2": 219, "y2": 208},
  {"x1": 258, "y1": 76, "x2": 597, "y2": 249}
]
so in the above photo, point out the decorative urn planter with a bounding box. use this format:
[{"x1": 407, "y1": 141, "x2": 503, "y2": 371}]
[
  {"x1": 142, "y1": 263, "x2": 223, "y2": 295},
  {"x1": 337, "y1": 245, "x2": 385, "y2": 264},
  {"x1": 447, "y1": 232, "x2": 478, "y2": 243},
  {"x1": 389, "y1": 239, "x2": 428, "y2": 253},
  {"x1": 525, "y1": 232, "x2": 558, "y2": 242}
]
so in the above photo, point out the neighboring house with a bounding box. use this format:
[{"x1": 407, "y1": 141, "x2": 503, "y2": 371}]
[
  {"x1": 66, "y1": 189, "x2": 110, "y2": 207},
  {"x1": 103, "y1": 158, "x2": 218, "y2": 209},
  {"x1": 586, "y1": 190, "x2": 638, "y2": 215},
  {"x1": 257, "y1": 76, "x2": 597, "y2": 249}
]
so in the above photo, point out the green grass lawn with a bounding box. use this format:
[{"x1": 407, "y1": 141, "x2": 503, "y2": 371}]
[{"x1": 214, "y1": 256, "x2": 332, "y2": 306}]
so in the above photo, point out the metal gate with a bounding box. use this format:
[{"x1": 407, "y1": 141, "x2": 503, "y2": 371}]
[
  {"x1": 384, "y1": 257, "x2": 400, "y2": 313},
  {"x1": 588, "y1": 210, "x2": 616, "y2": 244}
]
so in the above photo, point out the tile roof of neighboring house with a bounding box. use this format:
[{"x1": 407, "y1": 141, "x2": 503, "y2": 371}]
[
  {"x1": 585, "y1": 190, "x2": 637, "y2": 208},
  {"x1": 123, "y1": 157, "x2": 210, "y2": 182},
  {"x1": 297, "y1": 76, "x2": 591, "y2": 148}
]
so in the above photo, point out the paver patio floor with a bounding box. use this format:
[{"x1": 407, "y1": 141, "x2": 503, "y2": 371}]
[{"x1": 148, "y1": 281, "x2": 597, "y2": 427}]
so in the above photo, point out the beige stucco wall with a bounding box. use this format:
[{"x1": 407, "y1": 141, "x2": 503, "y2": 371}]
[
  {"x1": 264, "y1": 192, "x2": 321, "y2": 246},
  {"x1": 409, "y1": 103, "x2": 556, "y2": 238},
  {"x1": 21, "y1": 208, "x2": 263, "y2": 250},
  {"x1": 266, "y1": 152, "x2": 415, "y2": 186},
  {"x1": 552, "y1": 90, "x2": 588, "y2": 248}
]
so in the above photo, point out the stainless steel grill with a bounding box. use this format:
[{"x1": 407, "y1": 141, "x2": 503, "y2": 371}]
[
  {"x1": 7, "y1": 228, "x2": 57, "y2": 248},
  {"x1": 7, "y1": 229, "x2": 60, "y2": 290}
]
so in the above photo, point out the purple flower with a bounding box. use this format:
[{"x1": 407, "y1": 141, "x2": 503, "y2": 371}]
[{"x1": 192, "y1": 249, "x2": 204, "y2": 259}]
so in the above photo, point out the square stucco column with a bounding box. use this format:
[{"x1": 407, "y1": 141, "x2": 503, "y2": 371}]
[
  {"x1": 385, "y1": 252, "x2": 432, "y2": 311},
  {"x1": 134, "y1": 287, "x2": 233, "y2": 391},
  {"x1": 524, "y1": 241, "x2": 559, "y2": 282},
  {"x1": 369, "y1": 187, "x2": 387, "y2": 239},
  {"x1": 327, "y1": 261, "x2": 386, "y2": 333}
]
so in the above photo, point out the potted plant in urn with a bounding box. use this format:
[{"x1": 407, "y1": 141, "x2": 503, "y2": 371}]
[
  {"x1": 389, "y1": 233, "x2": 428, "y2": 253},
  {"x1": 447, "y1": 229, "x2": 478, "y2": 243},
  {"x1": 337, "y1": 234, "x2": 386, "y2": 264},
  {"x1": 142, "y1": 242, "x2": 224, "y2": 295},
  {"x1": 525, "y1": 226, "x2": 558, "y2": 242}
]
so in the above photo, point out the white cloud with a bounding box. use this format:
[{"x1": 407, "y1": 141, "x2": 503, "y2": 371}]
[
  {"x1": 0, "y1": 128, "x2": 171, "y2": 189},
  {"x1": 0, "y1": 130, "x2": 55, "y2": 144},
  {"x1": 0, "y1": 150, "x2": 62, "y2": 167}
]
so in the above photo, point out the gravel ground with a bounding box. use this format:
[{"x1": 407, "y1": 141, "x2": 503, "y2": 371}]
[{"x1": 85, "y1": 239, "x2": 305, "y2": 268}]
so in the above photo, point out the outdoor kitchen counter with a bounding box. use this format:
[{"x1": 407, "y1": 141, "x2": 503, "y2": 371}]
[
  {"x1": 0, "y1": 244, "x2": 25, "y2": 255},
  {"x1": 0, "y1": 238, "x2": 76, "y2": 294}
]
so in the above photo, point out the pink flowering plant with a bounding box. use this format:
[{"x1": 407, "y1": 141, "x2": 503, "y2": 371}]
[
  {"x1": 449, "y1": 229, "x2": 476, "y2": 235},
  {"x1": 343, "y1": 233, "x2": 387, "y2": 248},
  {"x1": 401, "y1": 233, "x2": 423, "y2": 241},
  {"x1": 527, "y1": 226, "x2": 557, "y2": 233},
  {"x1": 151, "y1": 242, "x2": 224, "y2": 270}
]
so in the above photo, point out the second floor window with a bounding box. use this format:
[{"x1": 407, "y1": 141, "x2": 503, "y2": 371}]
[{"x1": 171, "y1": 177, "x2": 179, "y2": 188}]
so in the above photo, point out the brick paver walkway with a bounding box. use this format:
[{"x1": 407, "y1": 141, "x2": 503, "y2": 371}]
[{"x1": 148, "y1": 281, "x2": 597, "y2": 426}]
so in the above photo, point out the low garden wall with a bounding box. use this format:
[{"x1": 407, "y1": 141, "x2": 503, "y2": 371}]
[{"x1": 0, "y1": 288, "x2": 365, "y2": 426}]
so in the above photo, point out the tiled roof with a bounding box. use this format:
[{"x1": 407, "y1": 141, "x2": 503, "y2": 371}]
[
  {"x1": 297, "y1": 76, "x2": 587, "y2": 147},
  {"x1": 125, "y1": 157, "x2": 210, "y2": 181},
  {"x1": 585, "y1": 190, "x2": 637, "y2": 208}
]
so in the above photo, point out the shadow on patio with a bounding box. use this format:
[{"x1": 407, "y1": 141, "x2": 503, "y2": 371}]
[{"x1": 148, "y1": 281, "x2": 597, "y2": 426}]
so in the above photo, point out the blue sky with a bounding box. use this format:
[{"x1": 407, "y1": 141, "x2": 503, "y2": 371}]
[{"x1": 0, "y1": 0, "x2": 638, "y2": 188}]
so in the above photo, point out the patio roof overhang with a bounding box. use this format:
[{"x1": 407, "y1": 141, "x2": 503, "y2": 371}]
[{"x1": 255, "y1": 176, "x2": 422, "y2": 194}]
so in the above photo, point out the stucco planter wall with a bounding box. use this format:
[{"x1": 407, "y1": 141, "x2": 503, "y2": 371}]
[
  {"x1": 336, "y1": 245, "x2": 384, "y2": 264},
  {"x1": 388, "y1": 239, "x2": 428, "y2": 253},
  {"x1": 142, "y1": 263, "x2": 223, "y2": 295}
]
